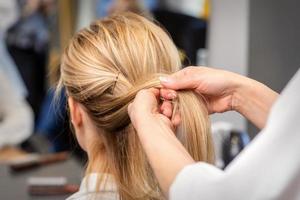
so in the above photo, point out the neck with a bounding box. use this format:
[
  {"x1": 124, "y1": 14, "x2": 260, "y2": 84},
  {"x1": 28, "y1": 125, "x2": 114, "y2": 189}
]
[{"x1": 86, "y1": 139, "x2": 108, "y2": 174}]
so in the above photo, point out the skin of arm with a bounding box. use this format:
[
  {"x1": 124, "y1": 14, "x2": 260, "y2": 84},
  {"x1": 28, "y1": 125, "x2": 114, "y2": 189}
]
[
  {"x1": 233, "y1": 77, "x2": 278, "y2": 129},
  {"x1": 135, "y1": 115, "x2": 195, "y2": 196},
  {"x1": 128, "y1": 89, "x2": 195, "y2": 196},
  {"x1": 128, "y1": 67, "x2": 279, "y2": 197}
]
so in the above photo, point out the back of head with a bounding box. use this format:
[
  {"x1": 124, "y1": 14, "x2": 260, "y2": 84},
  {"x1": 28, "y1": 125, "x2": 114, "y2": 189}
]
[{"x1": 58, "y1": 12, "x2": 214, "y2": 200}]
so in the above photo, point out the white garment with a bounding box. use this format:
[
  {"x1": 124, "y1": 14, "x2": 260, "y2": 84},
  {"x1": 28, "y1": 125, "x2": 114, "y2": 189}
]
[
  {"x1": 163, "y1": 0, "x2": 205, "y2": 18},
  {"x1": 0, "y1": 0, "x2": 26, "y2": 98},
  {"x1": 0, "y1": 31, "x2": 28, "y2": 98},
  {"x1": 0, "y1": 72, "x2": 33, "y2": 148},
  {"x1": 0, "y1": 0, "x2": 18, "y2": 31},
  {"x1": 67, "y1": 173, "x2": 119, "y2": 200},
  {"x1": 170, "y1": 69, "x2": 300, "y2": 200}
]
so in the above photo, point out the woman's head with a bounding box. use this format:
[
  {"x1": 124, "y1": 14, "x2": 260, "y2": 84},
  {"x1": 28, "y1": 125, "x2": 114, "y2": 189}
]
[{"x1": 58, "y1": 13, "x2": 214, "y2": 199}]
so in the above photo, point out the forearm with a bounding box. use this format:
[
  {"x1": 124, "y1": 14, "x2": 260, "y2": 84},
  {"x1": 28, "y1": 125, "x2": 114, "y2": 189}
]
[
  {"x1": 233, "y1": 77, "x2": 279, "y2": 129},
  {"x1": 135, "y1": 116, "x2": 195, "y2": 196}
]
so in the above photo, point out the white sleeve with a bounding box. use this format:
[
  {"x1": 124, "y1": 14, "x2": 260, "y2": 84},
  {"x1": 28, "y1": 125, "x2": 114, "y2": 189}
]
[
  {"x1": 0, "y1": 73, "x2": 33, "y2": 148},
  {"x1": 170, "y1": 69, "x2": 300, "y2": 200}
]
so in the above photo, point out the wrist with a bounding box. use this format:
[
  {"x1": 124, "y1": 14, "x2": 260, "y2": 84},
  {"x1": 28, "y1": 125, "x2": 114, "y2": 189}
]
[
  {"x1": 133, "y1": 114, "x2": 156, "y2": 133},
  {"x1": 231, "y1": 76, "x2": 279, "y2": 129},
  {"x1": 230, "y1": 74, "x2": 253, "y2": 113},
  {"x1": 134, "y1": 113, "x2": 175, "y2": 138},
  {"x1": 231, "y1": 76, "x2": 253, "y2": 113}
]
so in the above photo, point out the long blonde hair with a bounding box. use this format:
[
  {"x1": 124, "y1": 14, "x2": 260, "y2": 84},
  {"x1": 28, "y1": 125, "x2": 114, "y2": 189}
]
[{"x1": 58, "y1": 12, "x2": 214, "y2": 200}]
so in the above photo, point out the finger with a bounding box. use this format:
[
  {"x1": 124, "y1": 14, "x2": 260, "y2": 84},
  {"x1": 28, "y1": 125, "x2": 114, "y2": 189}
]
[
  {"x1": 159, "y1": 115, "x2": 175, "y2": 132},
  {"x1": 148, "y1": 88, "x2": 160, "y2": 100},
  {"x1": 160, "y1": 100, "x2": 173, "y2": 118},
  {"x1": 160, "y1": 88, "x2": 177, "y2": 100},
  {"x1": 159, "y1": 67, "x2": 199, "y2": 90},
  {"x1": 172, "y1": 113, "x2": 181, "y2": 127}
]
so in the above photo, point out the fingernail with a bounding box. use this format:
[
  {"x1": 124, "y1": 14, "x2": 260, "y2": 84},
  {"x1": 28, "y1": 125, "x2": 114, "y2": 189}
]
[
  {"x1": 159, "y1": 76, "x2": 170, "y2": 84},
  {"x1": 167, "y1": 92, "x2": 177, "y2": 99}
]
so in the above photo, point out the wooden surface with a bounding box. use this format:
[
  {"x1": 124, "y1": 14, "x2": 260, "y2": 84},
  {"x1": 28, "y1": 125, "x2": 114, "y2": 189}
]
[{"x1": 0, "y1": 147, "x2": 28, "y2": 163}]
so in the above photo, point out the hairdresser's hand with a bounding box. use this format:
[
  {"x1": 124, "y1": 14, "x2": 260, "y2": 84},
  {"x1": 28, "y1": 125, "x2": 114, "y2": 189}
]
[
  {"x1": 128, "y1": 88, "x2": 179, "y2": 132},
  {"x1": 128, "y1": 88, "x2": 195, "y2": 196},
  {"x1": 160, "y1": 66, "x2": 278, "y2": 129},
  {"x1": 160, "y1": 67, "x2": 242, "y2": 114}
]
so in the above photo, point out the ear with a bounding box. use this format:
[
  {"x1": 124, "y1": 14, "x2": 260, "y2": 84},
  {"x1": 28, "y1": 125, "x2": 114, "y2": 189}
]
[
  {"x1": 68, "y1": 97, "x2": 88, "y2": 150},
  {"x1": 68, "y1": 97, "x2": 83, "y2": 129}
]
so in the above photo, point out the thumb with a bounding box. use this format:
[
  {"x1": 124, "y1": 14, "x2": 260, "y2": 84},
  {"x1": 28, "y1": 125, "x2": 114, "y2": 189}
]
[{"x1": 159, "y1": 68, "x2": 198, "y2": 90}]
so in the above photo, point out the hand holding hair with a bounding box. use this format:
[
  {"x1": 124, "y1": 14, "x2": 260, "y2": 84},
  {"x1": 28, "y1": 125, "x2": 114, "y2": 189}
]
[
  {"x1": 128, "y1": 88, "x2": 175, "y2": 131},
  {"x1": 160, "y1": 66, "x2": 279, "y2": 129},
  {"x1": 128, "y1": 88, "x2": 181, "y2": 131},
  {"x1": 128, "y1": 88, "x2": 196, "y2": 196},
  {"x1": 127, "y1": 66, "x2": 278, "y2": 197}
]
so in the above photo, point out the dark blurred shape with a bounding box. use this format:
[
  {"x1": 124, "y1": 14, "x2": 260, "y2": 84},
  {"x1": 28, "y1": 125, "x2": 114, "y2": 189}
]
[
  {"x1": 5, "y1": 0, "x2": 50, "y2": 120},
  {"x1": 153, "y1": 9, "x2": 207, "y2": 65},
  {"x1": 33, "y1": 88, "x2": 86, "y2": 164},
  {"x1": 222, "y1": 130, "x2": 250, "y2": 167},
  {"x1": 35, "y1": 88, "x2": 72, "y2": 152},
  {"x1": 28, "y1": 183, "x2": 79, "y2": 196}
]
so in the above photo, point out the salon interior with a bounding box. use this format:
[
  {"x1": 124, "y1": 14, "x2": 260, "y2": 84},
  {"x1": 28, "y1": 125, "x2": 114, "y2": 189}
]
[{"x1": 0, "y1": 0, "x2": 299, "y2": 199}]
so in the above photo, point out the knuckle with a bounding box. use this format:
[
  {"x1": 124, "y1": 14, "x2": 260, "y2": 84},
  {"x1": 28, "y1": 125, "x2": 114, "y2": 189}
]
[{"x1": 182, "y1": 67, "x2": 196, "y2": 77}]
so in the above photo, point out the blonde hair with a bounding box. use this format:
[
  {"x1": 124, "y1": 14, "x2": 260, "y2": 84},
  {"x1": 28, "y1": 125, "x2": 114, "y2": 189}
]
[{"x1": 58, "y1": 12, "x2": 214, "y2": 200}]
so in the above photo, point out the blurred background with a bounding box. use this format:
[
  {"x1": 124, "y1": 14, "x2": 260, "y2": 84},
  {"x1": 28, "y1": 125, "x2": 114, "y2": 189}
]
[{"x1": 0, "y1": 0, "x2": 299, "y2": 199}]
